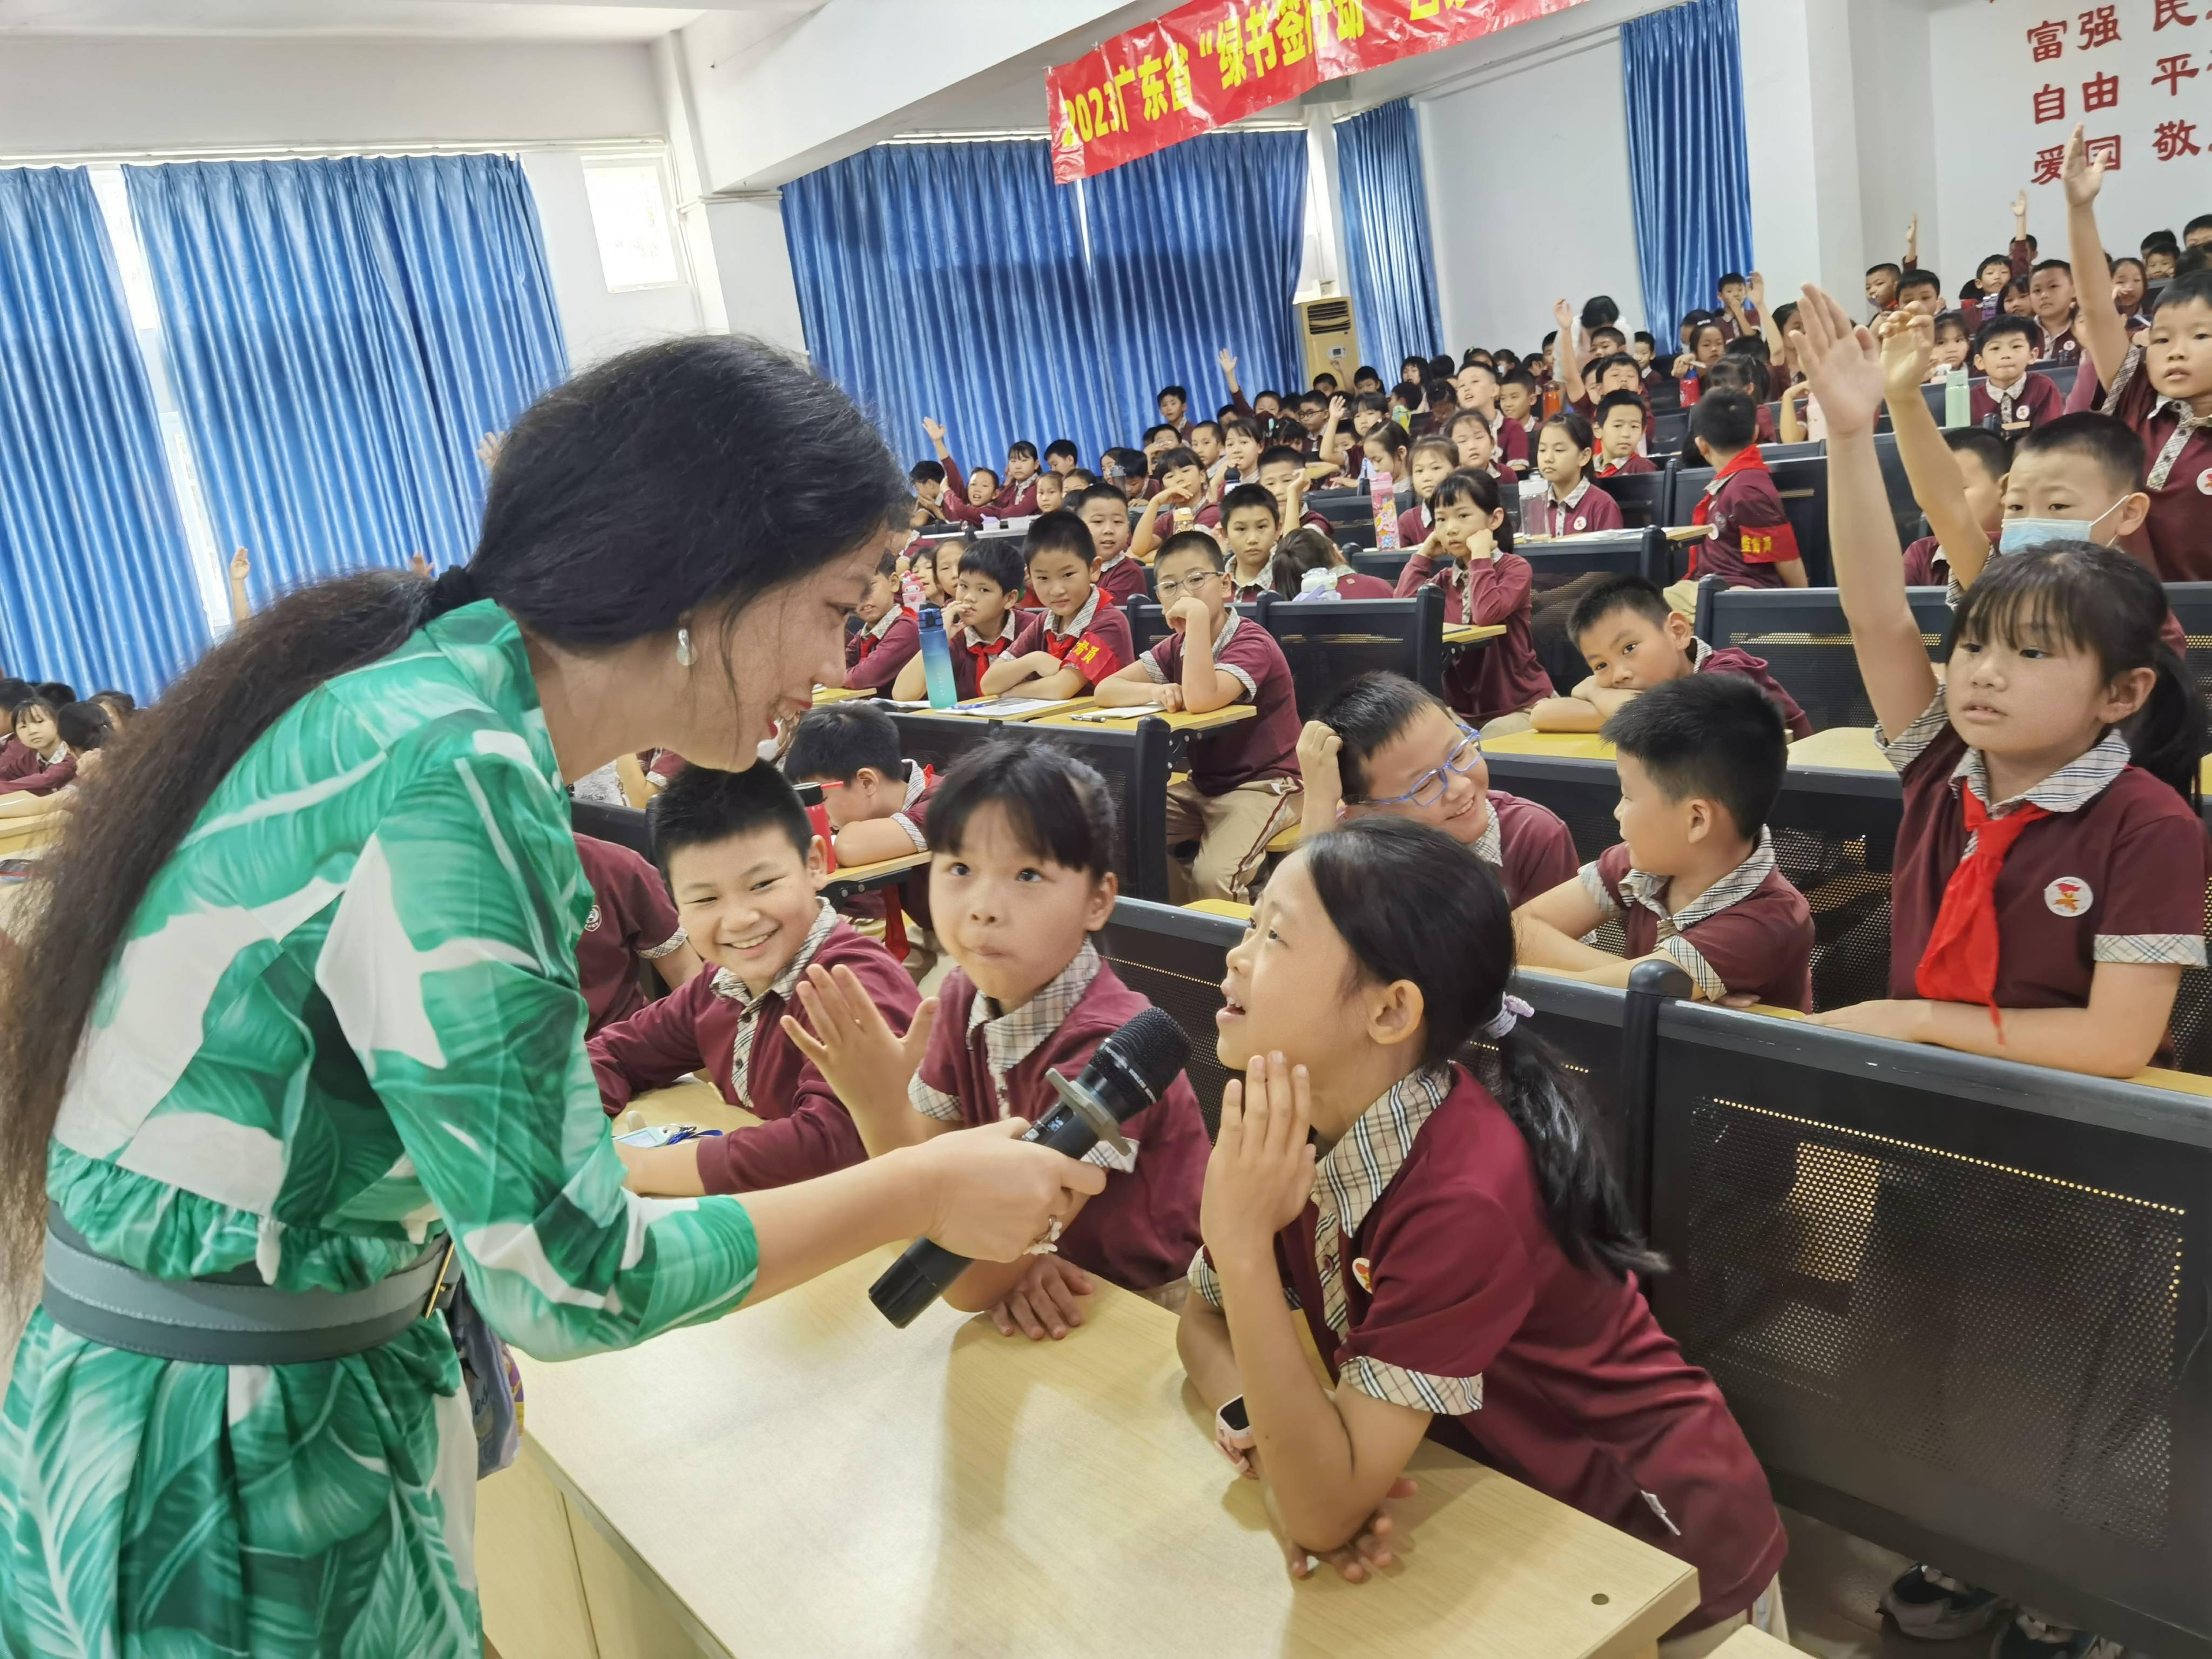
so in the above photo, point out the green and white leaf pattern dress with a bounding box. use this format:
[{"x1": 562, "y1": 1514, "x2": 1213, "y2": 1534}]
[{"x1": 1, "y1": 602, "x2": 762, "y2": 1657}]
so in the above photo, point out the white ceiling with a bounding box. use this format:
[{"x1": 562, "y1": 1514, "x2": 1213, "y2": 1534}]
[{"x1": 0, "y1": 0, "x2": 827, "y2": 43}]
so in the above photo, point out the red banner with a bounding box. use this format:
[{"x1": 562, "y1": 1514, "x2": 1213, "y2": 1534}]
[{"x1": 1047, "y1": 0, "x2": 1592, "y2": 182}]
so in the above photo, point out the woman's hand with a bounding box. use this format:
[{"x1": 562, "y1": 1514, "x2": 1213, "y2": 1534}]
[
  {"x1": 987, "y1": 1253, "x2": 1095, "y2": 1339},
  {"x1": 909, "y1": 1121, "x2": 1108, "y2": 1260},
  {"x1": 1795, "y1": 284, "x2": 1886, "y2": 438},
  {"x1": 784, "y1": 966, "x2": 937, "y2": 1123},
  {"x1": 1201, "y1": 1053, "x2": 1317, "y2": 1263}
]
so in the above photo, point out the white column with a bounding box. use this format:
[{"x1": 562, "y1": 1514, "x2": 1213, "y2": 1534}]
[
  {"x1": 700, "y1": 196, "x2": 808, "y2": 357},
  {"x1": 1299, "y1": 106, "x2": 1352, "y2": 300},
  {"x1": 1737, "y1": 0, "x2": 1867, "y2": 306}
]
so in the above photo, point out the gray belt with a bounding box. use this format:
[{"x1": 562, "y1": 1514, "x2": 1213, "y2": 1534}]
[{"x1": 41, "y1": 1215, "x2": 455, "y2": 1366}]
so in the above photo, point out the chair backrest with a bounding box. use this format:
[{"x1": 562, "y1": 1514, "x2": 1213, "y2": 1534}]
[
  {"x1": 2162, "y1": 582, "x2": 2212, "y2": 727},
  {"x1": 2031, "y1": 358, "x2": 2079, "y2": 396},
  {"x1": 1644, "y1": 1002, "x2": 2212, "y2": 1654},
  {"x1": 1305, "y1": 488, "x2": 1370, "y2": 528},
  {"x1": 1694, "y1": 581, "x2": 1870, "y2": 730},
  {"x1": 1098, "y1": 899, "x2": 1239, "y2": 1122},
  {"x1": 1667, "y1": 463, "x2": 1714, "y2": 526},
  {"x1": 570, "y1": 799, "x2": 652, "y2": 859},
  {"x1": 1651, "y1": 409, "x2": 1691, "y2": 456},
  {"x1": 1518, "y1": 527, "x2": 1663, "y2": 590},
  {"x1": 1597, "y1": 469, "x2": 1667, "y2": 531},
  {"x1": 1124, "y1": 599, "x2": 1262, "y2": 661},
  {"x1": 886, "y1": 712, "x2": 1173, "y2": 900},
  {"x1": 1869, "y1": 432, "x2": 1931, "y2": 552},
  {"x1": 1764, "y1": 452, "x2": 1832, "y2": 584},
  {"x1": 1352, "y1": 548, "x2": 1411, "y2": 587},
  {"x1": 1257, "y1": 587, "x2": 1446, "y2": 715}
]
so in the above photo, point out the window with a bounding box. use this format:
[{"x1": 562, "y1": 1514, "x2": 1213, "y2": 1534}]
[{"x1": 582, "y1": 156, "x2": 682, "y2": 291}]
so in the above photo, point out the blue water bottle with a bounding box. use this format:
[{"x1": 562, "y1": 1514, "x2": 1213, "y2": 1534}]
[{"x1": 917, "y1": 605, "x2": 958, "y2": 709}]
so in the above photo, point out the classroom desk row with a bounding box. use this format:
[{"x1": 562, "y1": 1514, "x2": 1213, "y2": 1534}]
[
  {"x1": 477, "y1": 1084, "x2": 1707, "y2": 1659},
  {"x1": 814, "y1": 684, "x2": 1263, "y2": 736}
]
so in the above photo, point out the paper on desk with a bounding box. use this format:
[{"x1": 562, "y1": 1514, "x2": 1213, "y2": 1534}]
[{"x1": 955, "y1": 695, "x2": 1087, "y2": 718}]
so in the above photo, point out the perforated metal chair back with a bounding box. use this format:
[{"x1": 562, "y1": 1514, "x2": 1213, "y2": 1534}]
[
  {"x1": 1597, "y1": 469, "x2": 1667, "y2": 530},
  {"x1": 1098, "y1": 899, "x2": 1237, "y2": 1123},
  {"x1": 2162, "y1": 582, "x2": 2212, "y2": 727},
  {"x1": 1259, "y1": 589, "x2": 1445, "y2": 713}
]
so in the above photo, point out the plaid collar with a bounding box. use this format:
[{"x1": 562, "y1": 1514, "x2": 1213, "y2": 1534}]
[
  {"x1": 1046, "y1": 587, "x2": 1102, "y2": 640},
  {"x1": 1472, "y1": 802, "x2": 1502, "y2": 869},
  {"x1": 2135, "y1": 335, "x2": 2212, "y2": 489},
  {"x1": 1554, "y1": 477, "x2": 1591, "y2": 511},
  {"x1": 899, "y1": 757, "x2": 929, "y2": 810},
  {"x1": 968, "y1": 938, "x2": 1102, "y2": 1077},
  {"x1": 1688, "y1": 637, "x2": 1714, "y2": 670},
  {"x1": 710, "y1": 898, "x2": 837, "y2": 1010},
  {"x1": 960, "y1": 614, "x2": 1014, "y2": 650},
  {"x1": 865, "y1": 607, "x2": 903, "y2": 640},
  {"x1": 1615, "y1": 828, "x2": 1777, "y2": 933},
  {"x1": 1955, "y1": 728, "x2": 2131, "y2": 818},
  {"x1": 1209, "y1": 608, "x2": 1245, "y2": 651},
  {"x1": 1316, "y1": 1064, "x2": 1453, "y2": 1240}
]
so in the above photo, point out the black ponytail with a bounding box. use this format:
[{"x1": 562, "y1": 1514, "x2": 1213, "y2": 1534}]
[
  {"x1": 1948, "y1": 539, "x2": 2206, "y2": 810},
  {"x1": 1, "y1": 335, "x2": 908, "y2": 1292},
  {"x1": 1302, "y1": 819, "x2": 1663, "y2": 1280}
]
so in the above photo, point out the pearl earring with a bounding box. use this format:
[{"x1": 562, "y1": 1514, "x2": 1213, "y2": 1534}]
[{"x1": 675, "y1": 627, "x2": 694, "y2": 669}]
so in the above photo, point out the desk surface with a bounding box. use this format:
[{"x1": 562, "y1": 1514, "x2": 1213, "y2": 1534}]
[
  {"x1": 827, "y1": 849, "x2": 930, "y2": 888},
  {"x1": 1785, "y1": 727, "x2": 1887, "y2": 773},
  {"x1": 513, "y1": 1222, "x2": 1700, "y2": 1658},
  {"x1": 812, "y1": 685, "x2": 876, "y2": 704},
  {"x1": 1707, "y1": 1629, "x2": 1795, "y2": 1657},
  {"x1": 929, "y1": 694, "x2": 1095, "y2": 723},
  {"x1": 1442, "y1": 624, "x2": 1508, "y2": 646},
  {"x1": 1484, "y1": 731, "x2": 1618, "y2": 760},
  {"x1": 1031, "y1": 702, "x2": 1258, "y2": 734}
]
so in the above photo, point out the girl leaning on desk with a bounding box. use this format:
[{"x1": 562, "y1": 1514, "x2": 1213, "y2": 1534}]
[{"x1": 0, "y1": 338, "x2": 1103, "y2": 1657}]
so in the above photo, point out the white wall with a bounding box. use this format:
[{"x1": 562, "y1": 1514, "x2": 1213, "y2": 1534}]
[
  {"x1": 1417, "y1": 30, "x2": 1645, "y2": 352},
  {"x1": 520, "y1": 152, "x2": 704, "y2": 368},
  {"x1": 1927, "y1": 0, "x2": 2196, "y2": 280},
  {"x1": 1738, "y1": 0, "x2": 1871, "y2": 308}
]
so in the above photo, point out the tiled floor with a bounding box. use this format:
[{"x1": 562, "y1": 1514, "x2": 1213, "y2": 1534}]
[{"x1": 1778, "y1": 1506, "x2": 2015, "y2": 1658}]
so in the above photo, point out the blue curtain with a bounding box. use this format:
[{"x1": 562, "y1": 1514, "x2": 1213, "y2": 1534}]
[
  {"x1": 783, "y1": 133, "x2": 1307, "y2": 471},
  {"x1": 1333, "y1": 100, "x2": 1444, "y2": 374},
  {"x1": 1621, "y1": 0, "x2": 1755, "y2": 347},
  {"x1": 125, "y1": 154, "x2": 566, "y2": 604},
  {"x1": 0, "y1": 167, "x2": 207, "y2": 700},
  {"x1": 1080, "y1": 130, "x2": 1307, "y2": 432},
  {"x1": 783, "y1": 141, "x2": 1117, "y2": 472}
]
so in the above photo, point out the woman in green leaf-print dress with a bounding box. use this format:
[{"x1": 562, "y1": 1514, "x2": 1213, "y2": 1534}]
[{"x1": 0, "y1": 339, "x2": 1103, "y2": 1658}]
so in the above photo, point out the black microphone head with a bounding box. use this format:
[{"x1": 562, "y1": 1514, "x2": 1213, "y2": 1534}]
[{"x1": 1088, "y1": 1007, "x2": 1191, "y2": 1125}]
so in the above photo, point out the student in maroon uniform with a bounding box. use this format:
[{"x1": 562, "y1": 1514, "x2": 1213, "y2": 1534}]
[
  {"x1": 1714, "y1": 271, "x2": 1759, "y2": 341},
  {"x1": 1517, "y1": 676, "x2": 1815, "y2": 1010},
  {"x1": 787, "y1": 738, "x2": 1208, "y2": 1338},
  {"x1": 1593, "y1": 391, "x2": 1658, "y2": 480},
  {"x1": 1182, "y1": 818, "x2": 1788, "y2": 1640},
  {"x1": 909, "y1": 459, "x2": 950, "y2": 527},
  {"x1": 1698, "y1": 355, "x2": 1779, "y2": 445},
  {"x1": 1686, "y1": 393, "x2": 1808, "y2": 589},
  {"x1": 1529, "y1": 575, "x2": 1812, "y2": 739},
  {"x1": 1894, "y1": 406, "x2": 2008, "y2": 591},
  {"x1": 922, "y1": 416, "x2": 999, "y2": 528},
  {"x1": 572, "y1": 832, "x2": 701, "y2": 1036},
  {"x1": 1270, "y1": 527, "x2": 1394, "y2": 602},
  {"x1": 1800, "y1": 277, "x2": 2207, "y2": 1076},
  {"x1": 842, "y1": 548, "x2": 920, "y2": 692},
  {"x1": 1866, "y1": 260, "x2": 1903, "y2": 316},
  {"x1": 1395, "y1": 436, "x2": 1459, "y2": 548},
  {"x1": 1158, "y1": 383, "x2": 1192, "y2": 436},
  {"x1": 987, "y1": 442, "x2": 1042, "y2": 518},
  {"x1": 0, "y1": 678, "x2": 38, "y2": 784},
  {"x1": 1895, "y1": 267, "x2": 1945, "y2": 320},
  {"x1": 0, "y1": 698, "x2": 80, "y2": 797},
  {"x1": 1672, "y1": 319, "x2": 1728, "y2": 403},
  {"x1": 598, "y1": 763, "x2": 920, "y2": 1196},
  {"x1": 982, "y1": 512, "x2": 1134, "y2": 700},
  {"x1": 1214, "y1": 483, "x2": 1286, "y2": 601},
  {"x1": 1496, "y1": 371, "x2": 1541, "y2": 470},
  {"x1": 1968, "y1": 313, "x2": 2063, "y2": 436},
  {"x1": 1031, "y1": 471, "x2": 1065, "y2": 518},
  {"x1": 1044, "y1": 439, "x2": 1080, "y2": 477},
  {"x1": 1067, "y1": 485, "x2": 1145, "y2": 608},
  {"x1": 1526, "y1": 413, "x2": 1625, "y2": 539},
  {"x1": 786, "y1": 700, "x2": 939, "y2": 868},
  {"x1": 2062, "y1": 127, "x2": 2212, "y2": 583},
  {"x1": 1392, "y1": 469, "x2": 1553, "y2": 733},
  {"x1": 1136, "y1": 446, "x2": 1213, "y2": 549},
  {"x1": 1217, "y1": 416, "x2": 1266, "y2": 498},
  {"x1": 893, "y1": 536, "x2": 1027, "y2": 702},
  {"x1": 1296, "y1": 671, "x2": 1574, "y2": 902},
  {"x1": 1255, "y1": 444, "x2": 1335, "y2": 537},
  {"x1": 1926, "y1": 309, "x2": 1973, "y2": 381},
  {"x1": 1363, "y1": 421, "x2": 1415, "y2": 491},
  {"x1": 1096, "y1": 531, "x2": 1303, "y2": 902},
  {"x1": 2026, "y1": 259, "x2": 2082, "y2": 365},
  {"x1": 1445, "y1": 410, "x2": 1504, "y2": 481}
]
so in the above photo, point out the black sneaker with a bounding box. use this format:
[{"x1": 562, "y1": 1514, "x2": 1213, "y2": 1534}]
[
  {"x1": 1990, "y1": 1610, "x2": 2125, "y2": 1657},
  {"x1": 1881, "y1": 1564, "x2": 2004, "y2": 1641}
]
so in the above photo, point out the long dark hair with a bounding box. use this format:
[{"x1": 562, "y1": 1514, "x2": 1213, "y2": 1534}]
[
  {"x1": 1948, "y1": 541, "x2": 2205, "y2": 809},
  {"x1": 1538, "y1": 411, "x2": 1597, "y2": 485},
  {"x1": 1, "y1": 335, "x2": 908, "y2": 1285},
  {"x1": 1302, "y1": 818, "x2": 1662, "y2": 1279}
]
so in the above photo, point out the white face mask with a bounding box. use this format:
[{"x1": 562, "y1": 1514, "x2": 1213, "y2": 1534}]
[{"x1": 1997, "y1": 496, "x2": 2127, "y2": 554}]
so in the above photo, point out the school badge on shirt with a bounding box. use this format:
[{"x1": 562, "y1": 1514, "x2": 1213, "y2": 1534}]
[
  {"x1": 1351, "y1": 1256, "x2": 1373, "y2": 1292},
  {"x1": 2197, "y1": 467, "x2": 2212, "y2": 497},
  {"x1": 2044, "y1": 878, "x2": 2092, "y2": 917},
  {"x1": 584, "y1": 904, "x2": 603, "y2": 932}
]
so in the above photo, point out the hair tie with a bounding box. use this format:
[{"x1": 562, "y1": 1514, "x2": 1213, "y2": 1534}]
[
  {"x1": 427, "y1": 564, "x2": 483, "y2": 617},
  {"x1": 1479, "y1": 994, "x2": 1534, "y2": 1041}
]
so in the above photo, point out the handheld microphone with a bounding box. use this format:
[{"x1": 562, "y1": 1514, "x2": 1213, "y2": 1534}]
[{"x1": 868, "y1": 1006, "x2": 1191, "y2": 1328}]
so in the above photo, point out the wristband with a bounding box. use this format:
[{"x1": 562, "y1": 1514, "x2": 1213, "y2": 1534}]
[{"x1": 1215, "y1": 1395, "x2": 1256, "y2": 1475}]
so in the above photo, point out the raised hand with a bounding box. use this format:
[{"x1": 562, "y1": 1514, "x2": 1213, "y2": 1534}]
[
  {"x1": 1748, "y1": 271, "x2": 1767, "y2": 308},
  {"x1": 1218, "y1": 348, "x2": 1239, "y2": 379},
  {"x1": 784, "y1": 965, "x2": 938, "y2": 1125},
  {"x1": 1877, "y1": 309, "x2": 1934, "y2": 401},
  {"x1": 2060, "y1": 123, "x2": 2103, "y2": 206},
  {"x1": 408, "y1": 551, "x2": 432, "y2": 577},
  {"x1": 2012, "y1": 188, "x2": 2029, "y2": 225},
  {"x1": 922, "y1": 415, "x2": 947, "y2": 443},
  {"x1": 475, "y1": 430, "x2": 503, "y2": 470},
  {"x1": 1794, "y1": 284, "x2": 1886, "y2": 438},
  {"x1": 229, "y1": 546, "x2": 251, "y2": 581}
]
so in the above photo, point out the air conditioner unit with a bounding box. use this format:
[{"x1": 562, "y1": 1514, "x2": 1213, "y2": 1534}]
[{"x1": 1294, "y1": 295, "x2": 1359, "y2": 386}]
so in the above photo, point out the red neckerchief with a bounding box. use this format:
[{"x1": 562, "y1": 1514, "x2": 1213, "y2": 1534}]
[
  {"x1": 964, "y1": 627, "x2": 1013, "y2": 684},
  {"x1": 1691, "y1": 446, "x2": 1769, "y2": 528},
  {"x1": 854, "y1": 607, "x2": 915, "y2": 660},
  {"x1": 1913, "y1": 790, "x2": 2054, "y2": 1030}
]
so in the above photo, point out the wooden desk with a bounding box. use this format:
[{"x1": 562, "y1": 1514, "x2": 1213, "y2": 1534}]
[
  {"x1": 1707, "y1": 1628, "x2": 1795, "y2": 1657},
  {"x1": 481, "y1": 1246, "x2": 1700, "y2": 1659},
  {"x1": 1031, "y1": 702, "x2": 1257, "y2": 734},
  {"x1": 1185, "y1": 898, "x2": 1255, "y2": 920},
  {"x1": 1442, "y1": 623, "x2": 1507, "y2": 646},
  {"x1": 811, "y1": 686, "x2": 876, "y2": 704},
  {"x1": 1785, "y1": 727, "x2": 1886, "y2": 773},
  {"x1": 821, "y1": 849, "x2": 929, "y2": 906},
  {"x1": 1484, "y1": 731, "x2": 1618, "y2": 761}
]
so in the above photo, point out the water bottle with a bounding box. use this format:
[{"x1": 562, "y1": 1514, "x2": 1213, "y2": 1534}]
[
  {"x1": 1371, "y1": 469, "x2": 1399, "y2": 550},
  {"x1": 1944, "y1": 363, "x2": 1971, "y2": 429},
  {"x1": 916, "y1": 606, "x2": 958, "y2": 709}
]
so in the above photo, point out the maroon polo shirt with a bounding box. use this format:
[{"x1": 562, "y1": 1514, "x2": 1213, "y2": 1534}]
[
  {"x1": 1218, "y1": 1062, "x2": 1787, "y2": 1631},
  {"x1": 1883, "y1": 711, "x2": 2208, "y2": 1040},
  {"x1": 1489, "y1": 790, "x2": 1579, "y2": 904},
  {"x1": 1096, "y1": 554, "x2": 1148, "y2": 608},
  {"x1": 1968, "y1": 371, "x2": 2063, "y2": 435},
  {"x1": 1413, "y1": 555, "x2": 1554, "y2": 723},
  {"x1": 2036, "y1": 321, "x2": 2082, "y2": 363},
  {"x1": 1317, "y1": 569, "x2": 1396, "y2": 599},
  {"x1": 1697, "y1": 645, "x2": 1812, "y2": 741},
  {"x1": 1528, "y1": 481, "x2": 1624, "y2": 539},
  {"x1": 844, "y1": 610, "x2": 920, "y2": 691},
  {"x1": 1901, "y1": 534, "x2": 1951, "y2": 587},
  {"x1": 1142, "y1": 612, "x2": 1298, "y2": 794},
  {"x1": 935, "y1": 455, "x2": 994, "y2": 528},
  {"x1": 949, "y1": 618, "x2": 1019, "y2": 700},
  {"x1": 1497, "y1": 417, "x2": 1534, "y2": 473},
  {"x1": 587, "y1": 918, "x2": 918, "y2": 1192},
  {"x1": 7, "y1": 750, "x2": 76, "y2": 796},
  {"x1": 1007, "y1": 591, "x2": 1133, "y2": 687},
  {"x1": 1597, "y1": 454, "x2": 1658, "y2": 479},
  {"x1": 917, "y1": 959, "x2": 1206, "y2": 1291},
  {"x1": 990, "y1": 476, "x2": 1041, "y2": 518},
  {"x1": 1691, "y1": 467, "x2": 1796, "y2": 589},
  {"x1": 572, "y1": 834, "x2": 685, "y2": 1037},
  {"x1": 648, "y1": 749, "x2": 687, "y2": 785},
  {"x1": 1588, "y1": 839, "x2": 1815, "y2": 1011},
  {"x1": 1395, "y1": 501, "x2": 1432, "y2": 548},
  {"x1": 2106, "y1": 342, "x2": 2212, "y2": 582},
  {"x1": 0, "y1": 736, "x2": 36, "y2": 784}
]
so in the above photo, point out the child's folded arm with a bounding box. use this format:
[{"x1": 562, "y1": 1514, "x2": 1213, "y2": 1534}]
[
  {"x1": 1513, "y1": 876, "x2": 1623, "y2": 976},
  {"x1": 1528, "y1": 696, "x2": 1605, "y2": 732},
  {"x1": 890, "y1": 651, "x2": 928, "y2": 701},
  {"x1": 588, "y1": 993, "x2": 710, "y2": 1114},
  {"x1": 695, "y1": 1081, "x2": 874, "y2": 1193},
  {"x1": 1095, "y1": 660, "x2": 1166, "y2": 707},
  {"x1": 833, "y1": 814, "x2": 925, "y2": 866},
  {"x1": 1461, "y1": 553, "x2": 1530, "y2": 625},
  {"x1": 1811, "y1": 963, "x2": 2186, "y2": 1078}
]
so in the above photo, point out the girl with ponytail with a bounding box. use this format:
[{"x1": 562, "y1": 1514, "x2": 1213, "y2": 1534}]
[{"x1": 1178, "y1": 818, "x2": 1787, "y2": 1645}]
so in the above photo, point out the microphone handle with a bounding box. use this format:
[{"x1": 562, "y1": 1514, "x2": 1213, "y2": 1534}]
[{"x1": 867, "y1": 1096, "x2": 1103, "y2": 1328}]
